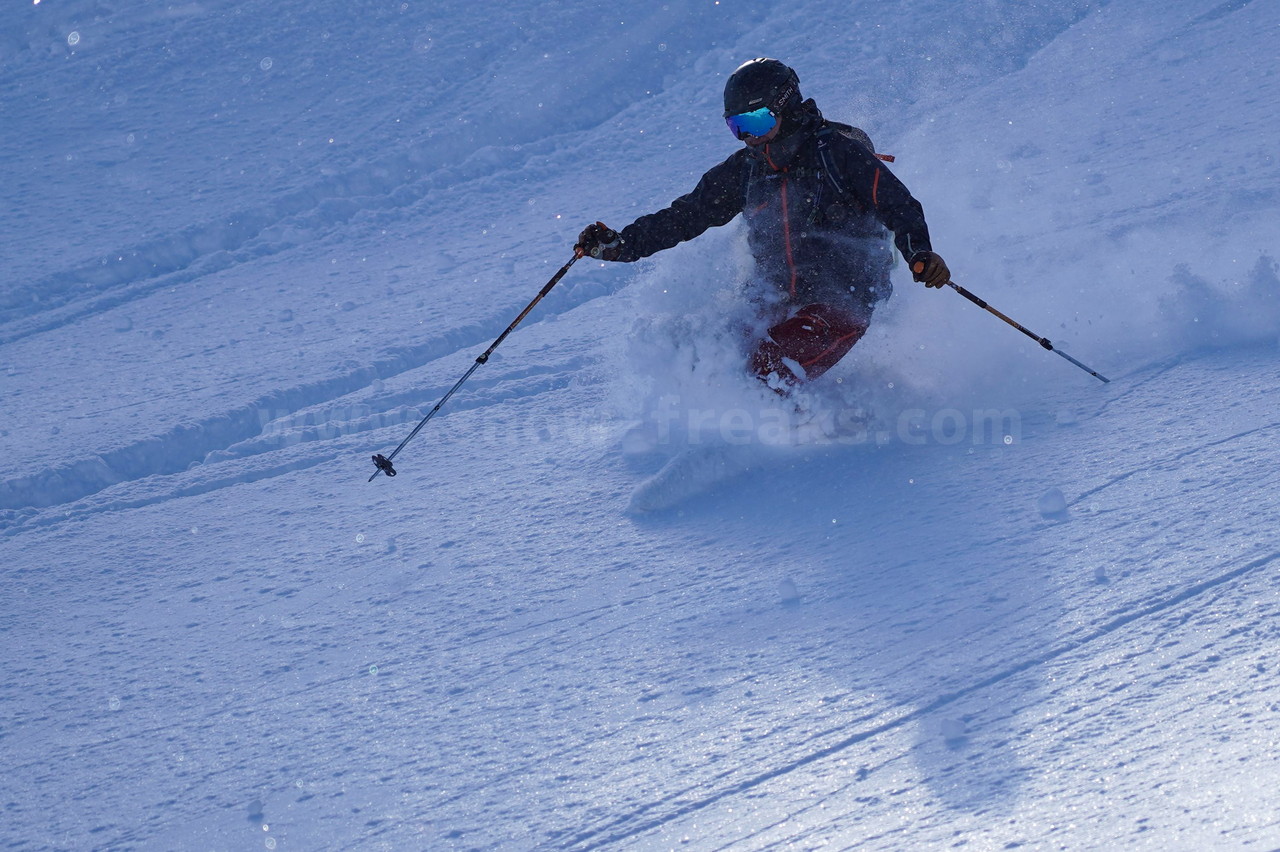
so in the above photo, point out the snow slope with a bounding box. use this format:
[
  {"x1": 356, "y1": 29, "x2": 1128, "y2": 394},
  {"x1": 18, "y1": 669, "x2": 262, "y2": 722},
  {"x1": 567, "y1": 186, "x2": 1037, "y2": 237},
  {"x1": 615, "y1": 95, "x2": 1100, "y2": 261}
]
[{"x1": 3, "y1": 0, "x2": 1280, "y2": 849}]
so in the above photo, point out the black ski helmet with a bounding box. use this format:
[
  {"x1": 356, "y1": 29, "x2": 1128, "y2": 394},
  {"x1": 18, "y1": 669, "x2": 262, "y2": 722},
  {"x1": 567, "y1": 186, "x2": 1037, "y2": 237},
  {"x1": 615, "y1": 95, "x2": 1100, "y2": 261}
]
[{"x1": 723, "y1": 58, "x2": 802, "y2": 118}]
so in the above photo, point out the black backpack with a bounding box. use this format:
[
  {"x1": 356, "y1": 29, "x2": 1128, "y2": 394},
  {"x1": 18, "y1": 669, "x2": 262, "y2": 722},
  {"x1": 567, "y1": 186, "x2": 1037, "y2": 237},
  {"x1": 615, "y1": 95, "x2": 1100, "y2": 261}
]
[
  {"x1": 815, "y1": 120, "x2": 894, "y2": 198},
  {"x1": 815, "y1": 122, "x2": 899, "y2": 267}
]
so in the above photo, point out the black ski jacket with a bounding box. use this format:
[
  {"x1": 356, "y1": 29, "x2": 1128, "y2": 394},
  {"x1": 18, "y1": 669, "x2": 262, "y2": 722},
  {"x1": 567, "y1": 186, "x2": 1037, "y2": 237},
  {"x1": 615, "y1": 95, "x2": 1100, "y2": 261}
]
[{"x1": 614, "y1": 100, "x2": 933, "y2": 315}]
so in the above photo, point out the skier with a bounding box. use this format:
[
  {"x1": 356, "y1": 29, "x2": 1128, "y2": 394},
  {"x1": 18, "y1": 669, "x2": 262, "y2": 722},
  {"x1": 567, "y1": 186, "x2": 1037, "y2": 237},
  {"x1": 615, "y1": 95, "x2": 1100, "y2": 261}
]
[{"x1": 576, "y1": 58, "x2": 951, "y2": 392}]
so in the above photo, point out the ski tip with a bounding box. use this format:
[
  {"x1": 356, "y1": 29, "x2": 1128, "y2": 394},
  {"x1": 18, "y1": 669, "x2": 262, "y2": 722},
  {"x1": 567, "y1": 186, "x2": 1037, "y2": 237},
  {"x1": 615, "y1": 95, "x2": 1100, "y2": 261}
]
[{"x1": 626, "y1": 445, "x2": 753, "y2": 514}]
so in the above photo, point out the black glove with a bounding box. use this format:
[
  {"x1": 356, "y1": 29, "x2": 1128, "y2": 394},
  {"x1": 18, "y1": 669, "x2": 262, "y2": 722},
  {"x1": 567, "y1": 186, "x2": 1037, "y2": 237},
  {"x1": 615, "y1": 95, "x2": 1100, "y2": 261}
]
[
  {"x1": 576, "y1": 221, "x2": 624, "y2": 261},
  {"x1": 910, "y1": 251, "x2": 951, "y2": 289}
]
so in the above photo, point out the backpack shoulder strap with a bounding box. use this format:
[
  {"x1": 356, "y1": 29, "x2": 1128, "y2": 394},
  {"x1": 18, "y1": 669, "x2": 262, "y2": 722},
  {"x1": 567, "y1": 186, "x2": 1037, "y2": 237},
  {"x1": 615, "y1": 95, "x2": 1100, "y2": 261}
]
[
  {"x1": 826, "y1": 120, "x2": 876, "y2": 152},
  {"x1": 816, "y1": 121, "x2": 879, "y2": 197}
]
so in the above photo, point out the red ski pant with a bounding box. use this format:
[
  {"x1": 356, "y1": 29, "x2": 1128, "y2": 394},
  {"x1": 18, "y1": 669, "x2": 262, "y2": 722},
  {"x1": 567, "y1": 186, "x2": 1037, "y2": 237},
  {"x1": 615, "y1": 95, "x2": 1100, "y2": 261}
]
[{"x1": 750, "y1": 303, "x2": 869, "y2": 386}]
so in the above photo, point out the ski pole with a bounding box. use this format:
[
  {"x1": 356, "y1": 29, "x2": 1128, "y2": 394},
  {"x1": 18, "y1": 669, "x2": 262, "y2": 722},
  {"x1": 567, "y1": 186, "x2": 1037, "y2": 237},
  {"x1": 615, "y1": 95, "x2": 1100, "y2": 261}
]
[
  {"x1": 369, "y1": 249, "x2": 584, "y2": 481},
  {"x1": 931, "y1": 274, "x2": 1110, "y2": 384}
]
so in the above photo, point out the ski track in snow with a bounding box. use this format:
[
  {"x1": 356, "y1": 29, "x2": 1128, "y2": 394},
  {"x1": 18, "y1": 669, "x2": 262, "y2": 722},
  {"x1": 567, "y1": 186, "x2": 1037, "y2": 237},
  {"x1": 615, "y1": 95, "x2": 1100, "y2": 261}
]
[
  {"x1": 4, "y1": 0, "x2": 1280, "y2": 849},
  {"x1": 560, "y1": 547, "x2": 1280, "y2": 850}
]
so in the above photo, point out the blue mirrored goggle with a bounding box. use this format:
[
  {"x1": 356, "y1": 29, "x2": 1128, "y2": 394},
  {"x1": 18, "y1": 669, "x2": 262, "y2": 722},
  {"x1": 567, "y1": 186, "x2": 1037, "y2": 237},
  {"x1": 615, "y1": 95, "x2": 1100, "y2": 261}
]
[{"x1": 725, "y1": 107, "x2": 777, "y2": 140}]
